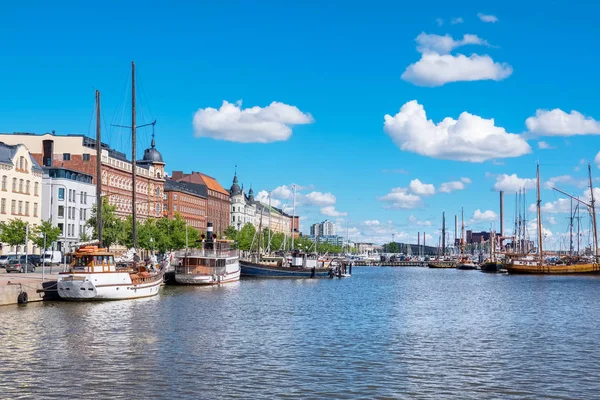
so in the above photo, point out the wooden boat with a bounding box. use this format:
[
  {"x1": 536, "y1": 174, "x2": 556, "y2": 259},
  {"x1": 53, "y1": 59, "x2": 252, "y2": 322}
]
[
  {"x1": 456, "y1": 257, "x2": 477, "y2": 270},
  {"x1": 505, "y1": 164, "x2": 600, "y2": 274},
  {"x1": 428, "y1": 261, "x2": 456, "y2": 268},
  {"x1": 57, "y1": 245, "x2": 163, "y2": 300},
  {"x1": 480, "y1": 261, "x2": 503, "y2": 272},
  {"x1": 240, "y1": 253, "x2": 331, "y2": 278},
  {"x1": 175, "y1": 225, "x2": 240, "y2": 285}
]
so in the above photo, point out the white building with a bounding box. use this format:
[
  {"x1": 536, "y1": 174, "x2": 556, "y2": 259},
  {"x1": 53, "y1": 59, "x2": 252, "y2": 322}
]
[
  {"x1": 0, "y1": 142, "x2": 44, "y2": 253},
  {"x1": 310, "y1": 219, "x2": 336, "y2": 237},
  {"x1": 229, "y1": 173, "x2": 257, "y2": 229},
  {"x1": 41, "y1": 167, "x2": 96, "y2": 252}
]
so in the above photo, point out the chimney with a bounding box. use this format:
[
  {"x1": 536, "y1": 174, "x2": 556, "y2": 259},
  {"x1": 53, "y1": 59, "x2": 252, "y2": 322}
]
[
  {"x1": 171, "y1": 171, "x2": 184, "y2": 180},
  {"x1": 207, "y1": 222, "x2": 214, "y2": 242},
  {"x1": 499, "y1": 191, "x2": 504, "y2": 237}
]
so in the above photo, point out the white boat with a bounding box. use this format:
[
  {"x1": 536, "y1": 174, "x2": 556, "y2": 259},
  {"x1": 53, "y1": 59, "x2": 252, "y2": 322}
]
[
  {"x1": 174, "y1": 224, "x2": 240, "y2": 285},
  {"x1": 57, "y1": 245, "x2": 163, "y2": 300}
]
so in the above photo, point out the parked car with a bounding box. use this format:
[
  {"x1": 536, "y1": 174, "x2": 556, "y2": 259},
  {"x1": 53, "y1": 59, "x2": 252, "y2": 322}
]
[
  {"x1": 19, "y1": 254, "x2": 42, "y2": 267},
  {"x1": 5, "y1": 259, "x2": 36, "y2": 273},
  {"x1": 42, "y1": 251, "x2": 62, "y2": 266},
  {"x1": 0, "y1": 254, "x2": 19, "y2": 267}
]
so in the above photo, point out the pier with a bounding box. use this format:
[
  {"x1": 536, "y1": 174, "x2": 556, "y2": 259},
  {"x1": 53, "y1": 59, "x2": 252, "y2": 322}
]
[
  {"x1": 0, "y1": 270, "x2": 59, "y2": 306},
  {"x1": 356, "y1": 261, "x2": 427, "y2": 267}
]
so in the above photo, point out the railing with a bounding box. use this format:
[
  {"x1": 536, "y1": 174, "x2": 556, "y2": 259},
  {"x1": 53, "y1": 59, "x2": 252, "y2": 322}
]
[
  {"x1": 175, "y1": 246, "x2": 238, "y2": 259},
  {"x1": 175, "y1": 265, "x2": 226, "y2": 276}
]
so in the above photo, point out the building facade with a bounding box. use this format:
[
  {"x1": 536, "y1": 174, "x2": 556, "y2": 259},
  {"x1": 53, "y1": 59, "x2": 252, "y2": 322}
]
[
  {"x1": 310, "y1": 219, "x2": 335, "y2": 237},
  {"x1": 0, "y1": 132, "x2": 166, "y2": 222},
  {"x1": 171, "y1": 171, "x2": 230, "y2": 236},
  {"x1": 163, "y1": 179, "x2": 208, "y2": 231},
  {"x1": 41, "y1": 168, "x2": 96, "y2": 252},
  {"x1": 229, "y1": 173, "x2": 257, "y2": 229},
  {"x1": 0, "y1": 142, "x2": 43, "y2": 253}
]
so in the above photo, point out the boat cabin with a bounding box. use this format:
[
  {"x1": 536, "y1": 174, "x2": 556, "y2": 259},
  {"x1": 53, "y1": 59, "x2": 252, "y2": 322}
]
[{"x1": 69, "y1": 246, "x2": 117, "y2": 273}]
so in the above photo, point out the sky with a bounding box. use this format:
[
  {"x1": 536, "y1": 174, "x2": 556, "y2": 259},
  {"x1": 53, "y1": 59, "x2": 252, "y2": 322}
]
[{"x1": 1, "y1": 0, "x2": 600, "y2": 248}]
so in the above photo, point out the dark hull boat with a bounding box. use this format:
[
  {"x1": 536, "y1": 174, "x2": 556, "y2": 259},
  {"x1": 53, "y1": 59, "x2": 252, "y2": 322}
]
[
  {"x1": 240, "y1": 260, "x2": 331, "y2": 278},
  {"x1": 480, "y1": 261, "x2": 503, "y2": 273},
  {"x1": 428, "y1": 261, "x2": 456, "y2": 268},
  {"x1": 456, "y1": 263, "x2": 477, "y2": 270}
]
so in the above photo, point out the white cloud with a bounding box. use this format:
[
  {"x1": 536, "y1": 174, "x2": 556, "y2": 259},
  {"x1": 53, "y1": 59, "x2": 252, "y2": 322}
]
[
  {"x1": 378, "y1": 188, "x2": 422, "y2": 209},
  {"x1": 271, "y1": 185, "x2": 292, "y2": 199},
  {"x1": 439, "y1": 180, "x2": 467, "y2": 193},
  {"x1": 415, "y1": 32, "x2": 490, "y2": 54},
  {"x1": 461, "y1": 177, "x2": 472, "y2": 184},
  {"x1": 583, "y1": 187, "x2": 600, "y2": 208},
  {"x1": 493, "y1": 174, "x2": 536, "y2": 192},
  {"x1": 409, "y1": 179, "x2": 436, "y2": 195},
  {"x1": 320, "y1": 206, "x2": 347, "y2": 217},
  {"x1": 451, "y1": 17, "x2": 464, "y2": 24},
  {"x1": 529, "y1": 198, "x2": 571, "y2": 214},
  {"x1": 364, "y1": 220, "x2": 380, "y2": 226},
  {"x1": 402, "y1": 53, "x2": 512, "y2": 87},
  {"x1": 547, "y1": 216, "x2": 557, "y2": 225},
  {"x1": 525, "y1": 109, "x2": 600, "y2": 136},
  {"x1": 384, "y1": 100, "x2": 531, "y2": 162},
  {"x1": 477, "y1": 13, "x2": 499, "y2": 23},
  {"x1": 544, "y1": 175, "x2": 587, "y2": 190},
  {"x1": 537, "y1": 141, "x2": 554, "y2": 149},
  {"x1": 192, "y1": 100, "x2": 314, "y2": 143},
  {"x1": 436, "y1": 18, "x2": 444, "y2": 26},
  {"x1": 528, "y1": 219, "x2": 553, "y2": 238},
  {"x1": 305, "y1": 191, "x2": 336, "y2": 206},
  {"x1": 408, "y1": 215, "x2": 432, "y2": 226},
  {"x1": 596, "y1": 152, "x2": 600, "y2": 168},
  {"x1": 473, "y1": 209, "x2": 498, "y2": 221},
  {"x1": 255, "y1": 190, "x2": 282, "y2": 208}
]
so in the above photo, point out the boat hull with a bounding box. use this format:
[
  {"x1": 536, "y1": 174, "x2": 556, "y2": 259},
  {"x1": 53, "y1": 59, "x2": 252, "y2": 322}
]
[
  {"x1": 480, "y1": 262, "x2": 503, "y2": 272},
  {"x1": 505, "y1": 263, "x2": 600, "y2": 274},
  {"x1": 57, "y1": 272, "x2": 163, "y2": 300},
  {"x1": 456, "y1": 264, "x2": 477, "y2": 270},
  {"x1": 175, "y1": 269, "x2": 240, "y2": 285},
  {"x1": 428, "y1": 262, "x2": 456, "y2": 268},
  {"x1": 240, "y1": 260, "x2": 331, "y2": 278}
]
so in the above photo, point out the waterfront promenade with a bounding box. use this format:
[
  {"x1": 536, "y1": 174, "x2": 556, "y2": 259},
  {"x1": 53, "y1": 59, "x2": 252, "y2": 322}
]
[{"x1": 0, "y1": 268, "x2": 60, "y2": 306}]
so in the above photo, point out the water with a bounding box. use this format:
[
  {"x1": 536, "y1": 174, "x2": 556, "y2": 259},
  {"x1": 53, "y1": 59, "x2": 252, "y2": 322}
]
[{"x1": 2, "y1": 267, "x2": 600, "y2": 399}]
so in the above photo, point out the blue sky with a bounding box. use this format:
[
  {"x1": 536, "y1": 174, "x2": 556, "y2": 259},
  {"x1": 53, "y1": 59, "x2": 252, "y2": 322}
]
[{"x1": 2, "y1": 1, "x2": 600, "y2": 247}]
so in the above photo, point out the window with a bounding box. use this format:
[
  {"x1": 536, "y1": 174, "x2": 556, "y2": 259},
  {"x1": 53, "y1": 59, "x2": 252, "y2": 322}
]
[
  {"x1": 25, "y1": 201, "x2": 29, "y2": 215},
  {"x1": 80, "y1": 192, "x2": 83, "y2": 203},
  {"x1": 11, "y1": 200, "x2": 15, "y2": 214},
  {"x1": 174, "y1": 205, "x2": 177, "y2": 211},
  {"x1": 58, "y1": 188, "x2": 65, "y2": 200},
  {"x1": 12, "y1": 178, "x2": 16, "y2": 192},
  {"x1": 83, "y1": 153, "x2": 91, "y2": 161},
  {"x1": 34, "y1": 182, "x2": 39, "y2": 196},
  {"x1": 63, "y1": 153, "x2": 71, "y2": 161},
  {"x1": 18, "y1": 179, "x2": 23, "y2": 193},
  {"x1": 1, "y1": 176, "x2": 6, "y2": 191},
  {"x1": 58, "y1": 223, "x2": 64, "y2": 235},
  {"x1": 0, "y1": 199, "x2": 5, "y2": 214},
  {"x1": 84, "y1": 192, "x2": 87, "y2": 204},
  {"x1": 58, "y1": 205, "x2": 64, "y2": 218},
  {"x1": 26, "y1": 180, "x2": 30, "y2": 194},
  {"x1": 174, "y1": 194, "x2": 177, "y2": 200},
  {"x1": 18, "y1": 201, "x2": 22, "y2": 215},
  {"x1": 33, "y1": 203, "x2": 37, "y2": 217}
]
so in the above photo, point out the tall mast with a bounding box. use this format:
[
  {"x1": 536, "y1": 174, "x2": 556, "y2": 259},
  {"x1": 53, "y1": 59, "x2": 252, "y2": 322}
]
[
  {"x1": 577, "y1": 198, "x2": 581, "y2": 255},
  {"x1": 569, "y1": 198, "x2": 574, "y2": 256},
  {"x1": 131, "y1": 61, "x2": 138, "y2": 249},
  {"x1": 442, "y1": 211, "x2": 446, "y2": 256},
  {"x1": 514, "y1": 192, "x2": 518, "y2": 253},
  {"x1": 267, "y1": 191, "x2": 272, "y2": 253},
  {"x1": 588, "y1": 163, "x2": 598, "y2": 262},
  {"x1": 523, "y1": 189, "x2": 527, "y2": 252},
  {"x1": 461, "y1": 207, "x2": 465, "y2": 255},
  {"x1": 536, "y1": 164, "x2": 543, "y2": 264},
  {"x1": 291, "y1": 184, "x2": 296, "y2": 251},
  {"x1": 95, "y1": 90, "x2": 102, "y2": 246}
]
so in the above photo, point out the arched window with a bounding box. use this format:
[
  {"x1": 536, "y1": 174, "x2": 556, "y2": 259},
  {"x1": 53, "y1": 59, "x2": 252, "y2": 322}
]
[
  {"x1": 1, "y1": 176, "x2": 6, "y2": 191},
  {"x1": 19, "y1": 179, "x2": 23, "y2": 193},
  {"x1": 12, "y1": 178, "x2": 16, "y2": 192},
  {"x1": 26, "y1": 180, "x2": 30, "y2": 194},
  {"x1": 24, "y1": 159, "x2": 28, "y2": 171}
]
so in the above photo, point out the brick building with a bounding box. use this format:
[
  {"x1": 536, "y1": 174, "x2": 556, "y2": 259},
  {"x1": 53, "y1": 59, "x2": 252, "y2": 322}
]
[
  {"x1": 163, "y1": 179, "x2": 207, "y2": 231},
  {"x1": 0, "y1": 132, "x2": 165, "y2": 221},
  {"x1": 171, "y1": 171, "x2": 230, "y2": 236}
]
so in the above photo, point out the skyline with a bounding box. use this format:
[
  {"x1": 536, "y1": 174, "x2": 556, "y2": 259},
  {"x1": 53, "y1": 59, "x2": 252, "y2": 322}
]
[{"x1": 2, "y1": 1, "x2": 600, "y2": 247}]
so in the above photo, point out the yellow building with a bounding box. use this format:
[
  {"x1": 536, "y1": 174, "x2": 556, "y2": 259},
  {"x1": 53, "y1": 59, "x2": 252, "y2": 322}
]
[{"x1": 0, "y1": 142, "x2": 44, "y2": 253}]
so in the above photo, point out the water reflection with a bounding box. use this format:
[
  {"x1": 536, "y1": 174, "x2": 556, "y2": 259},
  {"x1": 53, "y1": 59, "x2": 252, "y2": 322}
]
[{"x1": 2, "y1": 268, "x2": 600, "y2": 399}]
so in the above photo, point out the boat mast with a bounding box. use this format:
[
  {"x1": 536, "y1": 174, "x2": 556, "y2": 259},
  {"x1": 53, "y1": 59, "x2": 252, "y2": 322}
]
[
  {"x1": 588, "y1": 163, "x2": 598, "y2": 262},
  {"x1": 514, "y1": 192, "x2": 518, "y2": 254},
  {"x1": 577, "y1": 198, "x2": 581, "y2": 255},
  {"x1": 131, "y1": 61, "x2": 138, "y2": 250},
  {"x1": 442, "y1": 211, "x2": 446, "y2": 256},
  {"x1": 461, "y1": 207, "x2": 464, "y2": 256},
  {"x1": 569, "y1": 198, "x2": 574, "y2": 256},
  {"x1": 291, "y1": 184, "x2": 296, "y2": 251},
  {"x1": 523, "y1": 189, "x2": 527, "y2": 252},
  {"x1": 536, "y1": 164, "x2": 543, "y2": 265},
  {"x1": 95, "y1": 90, "x2": 102, "y2": 247},
  {"x1": 267, "y1": 191, "x2": 272, "y2": 253}
]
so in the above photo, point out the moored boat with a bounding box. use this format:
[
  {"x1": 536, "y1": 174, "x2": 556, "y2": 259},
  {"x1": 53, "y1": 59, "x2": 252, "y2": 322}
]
[
  {"x1": 456, "y1": 258, "x2": 477, "y2": 270},
  {"x1": 57, "y1": 245, "x2": 163, "y2": 300},
  {"x1": 240, "y1": 252, "x2": 331, "y2": 278},
  {"x1": 480, "y1": 261, "x2": 503, "y2": 272},
  {"x1": 174, "y1": 223, "x2": 240, "y2": 285}
]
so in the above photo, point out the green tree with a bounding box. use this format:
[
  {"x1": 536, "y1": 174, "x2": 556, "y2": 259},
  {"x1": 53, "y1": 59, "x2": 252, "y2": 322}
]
[
  {"x1": 86, "y1": 199, "x2": 124, "y2": 250},
  {"x1": 386, "y1": 242, "x2": 400, "y2": 253},
  {"x1": 31, "y1": 219, "x2": 62, "y2": 253},
  {"x1": 238, "y1": 222, "x2": 256, "y2": 251},
  {"x1": 223, "y1": 225, "x2": 237, "y2": 241},
  {"x1": 0, "y1": 218, "x2": 28, "y2": 252},
  {"x1": 154, "y1": 217, "x2": 173, "y2": 252},
  {"x1": 169, "y1": 213, "x2": 188, "y2": 250},
  {"x1": 270, "y1": 232, "x2": 285, "y2": 252}
]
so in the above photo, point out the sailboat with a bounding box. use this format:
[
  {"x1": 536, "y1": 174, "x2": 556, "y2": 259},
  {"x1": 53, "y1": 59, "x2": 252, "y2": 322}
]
[
  {"x1": 428, "y1": 211, "x2": 456, "y2": 268},
  {"x1": 57, "y1": 63, "x2": 164, "y2": 300},
  {"x1": 457, "y1": 207, "x2": 477, "y2": 270},
  {"x1": 505, "y1": 164, "x2": 600, "y2": 274}
]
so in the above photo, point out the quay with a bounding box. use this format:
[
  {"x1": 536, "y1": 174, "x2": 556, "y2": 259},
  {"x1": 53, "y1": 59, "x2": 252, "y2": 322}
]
[
  {"x1": 357, "y1": 261, "x2": 426, "y2": 267},
  {"x1": 0, "y1": 270, "x2": 60, "y2": 306}
]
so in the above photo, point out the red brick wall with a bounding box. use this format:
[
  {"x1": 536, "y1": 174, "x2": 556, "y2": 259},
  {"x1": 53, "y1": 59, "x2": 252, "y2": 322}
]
[{"x1": 31, "y1": 153, "x2": 98, "y2": 182}]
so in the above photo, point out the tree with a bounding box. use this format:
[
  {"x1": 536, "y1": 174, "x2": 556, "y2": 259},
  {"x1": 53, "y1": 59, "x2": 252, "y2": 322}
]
[
  {"x1": 0, "y1": 218, "x2": 28, "y2": 253},
  {"x1": 154, "y1": 217, "x2": 173, "y2": 252},
  {"x1": 237, "y1": 222, "x2": 256, "y2": 251},
  {"x1": 31, "y1": 219, "x2": 62, "y2": 253},
  {"x1": 86, "y1": 199, "x2": 123, "y2": 250},
  {"x1": 386, "y1": 242, "x2": 400, "y2": 253},
  {"x1": 223, "y1": 225, "x2": 237, "y2": 240}
]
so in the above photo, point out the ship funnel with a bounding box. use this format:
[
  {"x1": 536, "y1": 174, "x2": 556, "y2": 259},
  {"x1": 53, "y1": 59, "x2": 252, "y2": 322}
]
[{"x1": 207, "y1": 222, "x2": 214, "y2": 242}]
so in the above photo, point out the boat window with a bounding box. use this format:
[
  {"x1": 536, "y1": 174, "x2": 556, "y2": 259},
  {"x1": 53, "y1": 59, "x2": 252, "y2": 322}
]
[{"x1": 109, "y1": 256, "x2": 114, "y2": 265}]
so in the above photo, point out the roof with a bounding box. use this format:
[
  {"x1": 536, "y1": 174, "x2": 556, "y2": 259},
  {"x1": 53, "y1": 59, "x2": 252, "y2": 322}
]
[
  {"x1": 0, "y1": 142, "x2": 43, "y2": 173},
  {"x1": 164, "y1": 178, "x2": 207, "y2": 198},
  {"x1": 199, "y1": 173, "x2": 229, "y2": 195}
]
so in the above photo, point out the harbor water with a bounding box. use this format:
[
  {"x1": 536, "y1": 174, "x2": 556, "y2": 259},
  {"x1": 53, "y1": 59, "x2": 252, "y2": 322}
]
[{"x1": 2, "y1": 267, "x2": 600, "y2": 399}]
